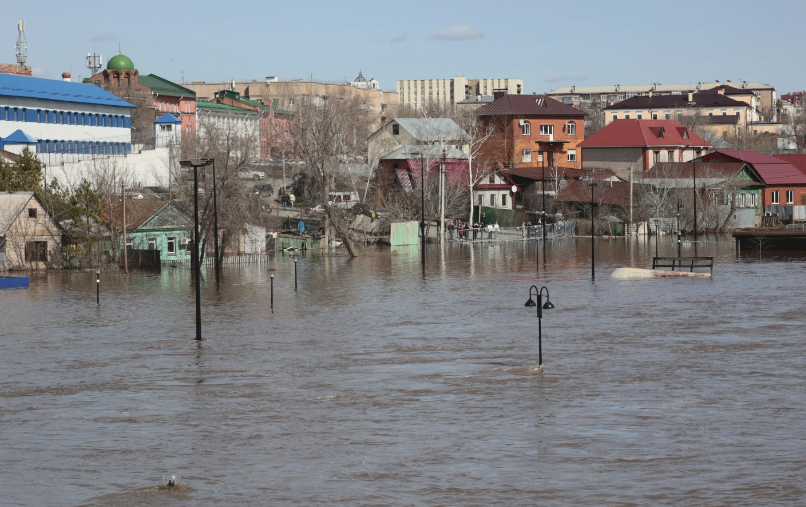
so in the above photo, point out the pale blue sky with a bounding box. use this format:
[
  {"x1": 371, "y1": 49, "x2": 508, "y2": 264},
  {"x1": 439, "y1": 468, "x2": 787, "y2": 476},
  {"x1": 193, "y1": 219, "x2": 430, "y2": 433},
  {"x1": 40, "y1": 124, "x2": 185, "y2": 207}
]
[{"x1": 2, "y1": 0, "x2": 805, "y2": 94}]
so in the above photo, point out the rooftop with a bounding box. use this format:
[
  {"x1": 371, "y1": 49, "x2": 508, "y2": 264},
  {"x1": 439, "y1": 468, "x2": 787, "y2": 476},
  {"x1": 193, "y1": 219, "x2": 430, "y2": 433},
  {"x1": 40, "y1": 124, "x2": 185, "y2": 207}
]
[
  {"x1": 137, "y1": 74, "x2": 196, "y2": 97},
  {"x1": 381, "y1": 145, "x2": 467, "y2": 161},
  {"x1": 392, "y1": 118, "x2": 469, "y2": 142},
  {"x1": 604, "y1": 93, "x2": 747, "y2": 110},
  {"x1": 0, "y1": 191, "x2": 35, "y2": 235},
  {"x1": 476, "y1": 94, "x2": 586, "y2": 117},
  {"x1": 703, "y1": 150, "x2": 806, "y2": 185},
  {"x1": 548, "y1": 81, "x2": 773, "y2": 95},
  {"x1": 577, "y1": 119, "x2": 711, "y2": 149},
  {"x1": 0, "y1": 73, "x2": 135, "y2": 108}
]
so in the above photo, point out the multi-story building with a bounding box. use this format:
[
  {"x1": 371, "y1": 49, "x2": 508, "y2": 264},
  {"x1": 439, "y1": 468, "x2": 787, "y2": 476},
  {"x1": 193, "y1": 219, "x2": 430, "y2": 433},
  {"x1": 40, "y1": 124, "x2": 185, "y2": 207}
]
[
  {"x1": 781, "y1": 91, "x2": 805, "y2": 108},
  {"x1": 475, "y1": 93, "x2": 587, "y2": 170},
  {"x1": 548, "y1": 80, "x2": 777, "y2": 121},
  {"x1": 0, "y1": 72, "x2": 134, "y2": 157},
  {"x1": 87, "y1": 52, "x2": 197, "y2": 138},
  {"x1": 396, "y1": 77, "x2": 523, "y2": 111}
]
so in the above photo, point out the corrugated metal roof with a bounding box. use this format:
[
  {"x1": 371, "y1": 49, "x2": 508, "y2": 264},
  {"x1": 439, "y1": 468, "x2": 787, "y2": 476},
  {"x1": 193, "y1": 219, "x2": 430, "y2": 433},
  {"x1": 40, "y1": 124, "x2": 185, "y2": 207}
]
[
  {"x1": 153, "y1": 113, "x2": 181, "y2": 124},
  {"x1": 2, "y1": 130, "x2": 37, "y2": 143},
  {"x1": 137, "y1": 74, "x2": 196, "y2": 97},
  {"x1": 774, "y1": 154, "x2": 806, "y2": 175},
  {"x1": 577, "y1": 119, "x2": 711, "y2": 148},
  {"x1": 0, "y1": 74, "x2": 134, "y2": 108},
  {"x1": 703, "y1": 150, "x2": 806, "y2": 185},
  {"x1": 393, "y1": 118, "x2": 468, "y2": 141},
  {"x1": 604, "y1": 93, "x2": 746, "y2": 110},
  {"x1": 395, "y1": 168, "x2": 413, "y2": 192},
  {"x1": 197, "y1": 102, "x2": 258, "y2": 114},
  {"x1": 476, "y1": 94, "x2": 586, "y2": 117}
]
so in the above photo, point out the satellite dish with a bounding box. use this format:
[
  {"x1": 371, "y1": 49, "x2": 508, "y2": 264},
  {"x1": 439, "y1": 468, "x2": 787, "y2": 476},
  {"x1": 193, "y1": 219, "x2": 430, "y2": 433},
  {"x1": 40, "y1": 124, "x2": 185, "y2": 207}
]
[{"x1": 511, "y1": 185, "x2": 518, "y2": 193}]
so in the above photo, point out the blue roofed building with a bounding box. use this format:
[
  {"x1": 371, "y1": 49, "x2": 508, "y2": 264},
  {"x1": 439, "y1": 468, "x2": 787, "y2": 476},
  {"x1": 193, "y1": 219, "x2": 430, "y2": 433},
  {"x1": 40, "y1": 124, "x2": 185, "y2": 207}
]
[{"x1": 0, "y1": 72, "x2": 135, "y2": 160}]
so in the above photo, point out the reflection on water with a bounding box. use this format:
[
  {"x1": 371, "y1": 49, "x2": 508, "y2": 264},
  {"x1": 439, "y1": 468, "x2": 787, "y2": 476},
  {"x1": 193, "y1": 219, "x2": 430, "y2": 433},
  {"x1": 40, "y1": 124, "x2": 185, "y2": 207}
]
[{"x1": 1, "y1": 236, "x2": 805, "y2": 506}]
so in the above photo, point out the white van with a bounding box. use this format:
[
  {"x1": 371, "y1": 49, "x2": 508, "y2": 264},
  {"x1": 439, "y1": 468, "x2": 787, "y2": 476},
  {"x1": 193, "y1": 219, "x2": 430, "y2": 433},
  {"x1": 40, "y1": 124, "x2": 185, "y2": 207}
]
[{"x1": 328, "y1": 191, "x2": 359, "y2": 209}]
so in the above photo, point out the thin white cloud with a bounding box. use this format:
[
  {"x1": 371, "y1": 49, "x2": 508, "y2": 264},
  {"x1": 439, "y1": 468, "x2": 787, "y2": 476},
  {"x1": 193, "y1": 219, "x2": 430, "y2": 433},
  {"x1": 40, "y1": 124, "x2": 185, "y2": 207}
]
[
  {"x1": 91, "y1": 32, "x2": 116, "y2": 42},
  {"x1": 31, "y1": 67, "x2": 53, "y2": 79},
  {"x1": 391, "y1": 34, "x2": 408, "y2": 43},
  {"x1": 430, "y1": 25, "x2": 483, "y2": 41}
]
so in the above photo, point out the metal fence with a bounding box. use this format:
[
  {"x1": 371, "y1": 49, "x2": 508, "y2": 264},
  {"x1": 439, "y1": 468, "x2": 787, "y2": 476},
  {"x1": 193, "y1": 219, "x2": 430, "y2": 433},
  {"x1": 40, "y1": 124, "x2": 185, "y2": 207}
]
[{"x1": 446, "y1": 221, "x2": 575, "y2": 242}]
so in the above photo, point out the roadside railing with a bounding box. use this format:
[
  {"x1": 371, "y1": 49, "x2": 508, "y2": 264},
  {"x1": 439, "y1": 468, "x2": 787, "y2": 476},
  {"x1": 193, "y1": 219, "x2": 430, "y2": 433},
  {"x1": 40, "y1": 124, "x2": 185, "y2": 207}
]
[{"x1": 446, "y1": 221, "x2": 575, "y2": 242}]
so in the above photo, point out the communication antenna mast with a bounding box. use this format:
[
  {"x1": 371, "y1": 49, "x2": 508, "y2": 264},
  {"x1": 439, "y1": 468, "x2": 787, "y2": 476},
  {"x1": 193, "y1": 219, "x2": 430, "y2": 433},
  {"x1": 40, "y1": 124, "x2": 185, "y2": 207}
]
[
  {"x1": 16, "y1": 20, "x2": 28, "y2": 66},
  {"x1": 86, "y1": 50, "x2": 103, "y2": 76}
]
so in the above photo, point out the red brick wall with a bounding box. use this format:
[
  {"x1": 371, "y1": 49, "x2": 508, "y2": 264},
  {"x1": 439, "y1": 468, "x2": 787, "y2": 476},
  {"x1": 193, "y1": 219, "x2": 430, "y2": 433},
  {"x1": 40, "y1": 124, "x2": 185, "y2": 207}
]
[
  {"x1": 0, "y1": 63, "x2": 32, "y2": 76},
  {"x1": 480, "y1": 115, "x2": 584, "y2": 168},
  {"x1": 763, "y1": 186, "x2": 806, "y2": 207}
]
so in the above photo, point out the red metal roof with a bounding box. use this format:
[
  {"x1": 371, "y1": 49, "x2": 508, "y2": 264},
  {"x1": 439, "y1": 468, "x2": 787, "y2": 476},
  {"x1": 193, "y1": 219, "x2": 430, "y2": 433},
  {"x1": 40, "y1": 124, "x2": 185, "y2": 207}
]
[
  {"x1": 702, "y1": 151, "x2": 806, "y2": 185},
  {"x1": 476, "y1": 94, "x2": 586, "y2": 117},
  {"x1": 644, "y1": 162, "x2": 746, "y2": 179},
  {"x1": 773, "y1": 154, "x2": 806, "y2": 176},
  {"x1": 577, "y1": 119, "x2": 711, "y2": 148},
  {"x1": 556, "y1": 180, "x2": 650, "y2": 207}
]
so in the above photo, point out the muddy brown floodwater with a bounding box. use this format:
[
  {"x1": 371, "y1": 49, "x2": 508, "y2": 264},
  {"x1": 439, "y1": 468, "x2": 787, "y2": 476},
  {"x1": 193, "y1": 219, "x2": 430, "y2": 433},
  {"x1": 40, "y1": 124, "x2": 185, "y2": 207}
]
[{"x1": 1, "y1": 236, "x2": 805, "y2": 506}]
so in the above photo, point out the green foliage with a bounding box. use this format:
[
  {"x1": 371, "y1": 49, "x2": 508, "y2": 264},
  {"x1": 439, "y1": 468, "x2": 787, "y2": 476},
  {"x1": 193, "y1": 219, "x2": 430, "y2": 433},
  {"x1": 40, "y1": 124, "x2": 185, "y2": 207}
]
[{"x1": 0, "y1": 147, "x2": 43, "y2": 192}]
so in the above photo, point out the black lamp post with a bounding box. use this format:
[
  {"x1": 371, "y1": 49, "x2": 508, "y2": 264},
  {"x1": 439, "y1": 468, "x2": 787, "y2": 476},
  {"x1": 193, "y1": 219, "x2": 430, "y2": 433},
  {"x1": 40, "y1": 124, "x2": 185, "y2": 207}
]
[
  {"x1": 293, "y1": 255, "x2": 298, "y2": 291},
  {"x1": 692, "y1": 154, "x2": 698, "y2": 257},
  {"x1": 586, "y1": 174, "x2": 598, "y2": 280},
  {"x1": 525, "y1": 285, "x2": 555, "y2": 367},
  {"x1": 654, "y1": 218, "x2": 661, "y2": 257},
  {"x1": 268, "y1": 268, "x2": 276, "y2": 309},
  {"x1": 677, "y1": 199, "x2": 683, "y2": 257},
  {"x1": 179, "y1": 157, "x2": 213, "y2": 341},
  {"x1": 409, "y1": 149, "x2": 427, "y2": 270},
  {"x1": 95, "y1": 266, "x2": 100, "y2": 305},
  {"x1": 211, "y1": 159, "x2": 220, "y2": 284}
]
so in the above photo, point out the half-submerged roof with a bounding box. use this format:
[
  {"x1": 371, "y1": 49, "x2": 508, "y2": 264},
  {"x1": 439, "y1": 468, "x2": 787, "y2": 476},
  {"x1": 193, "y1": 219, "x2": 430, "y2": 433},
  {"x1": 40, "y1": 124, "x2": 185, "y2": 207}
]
[
  {"x1": 0, "y1": 73, "x2": 135, "y2": 108},
  {"x1": 476, "y1": 94, "x2": 586, "y2": 117}
]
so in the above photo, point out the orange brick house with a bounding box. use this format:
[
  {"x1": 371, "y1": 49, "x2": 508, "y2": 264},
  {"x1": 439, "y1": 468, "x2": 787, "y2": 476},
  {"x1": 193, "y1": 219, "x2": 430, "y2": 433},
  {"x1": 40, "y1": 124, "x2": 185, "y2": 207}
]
[{"x1": 475, "y1": 93, "x2": 587, "y2": 171}]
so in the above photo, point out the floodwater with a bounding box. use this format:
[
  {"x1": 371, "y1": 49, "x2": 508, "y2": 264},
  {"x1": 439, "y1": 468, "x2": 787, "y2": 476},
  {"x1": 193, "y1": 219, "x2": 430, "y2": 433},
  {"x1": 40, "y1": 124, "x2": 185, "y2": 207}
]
[{"x1": 1, "y1": 237, "x2": 805, "y2": 506}]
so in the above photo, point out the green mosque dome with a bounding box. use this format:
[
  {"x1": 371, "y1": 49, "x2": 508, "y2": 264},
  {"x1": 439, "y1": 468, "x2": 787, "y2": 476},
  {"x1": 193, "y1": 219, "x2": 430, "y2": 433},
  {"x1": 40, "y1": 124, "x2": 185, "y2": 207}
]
[{"x1": 107, "y1": 52, "x2": 135, "y2": 72}]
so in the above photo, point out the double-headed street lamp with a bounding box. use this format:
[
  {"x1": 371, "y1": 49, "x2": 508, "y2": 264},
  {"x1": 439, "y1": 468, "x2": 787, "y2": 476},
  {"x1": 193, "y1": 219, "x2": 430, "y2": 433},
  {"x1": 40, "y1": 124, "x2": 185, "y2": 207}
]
[
  {"x1": 179, "y1": 157, "x2": 213, "y2": 341},
  {"x1": 525, "y1": 285, "x2": 555, "y2": 367},
  {"x1": 586, "y1": 174, "x2": 598, "y2": 280}
]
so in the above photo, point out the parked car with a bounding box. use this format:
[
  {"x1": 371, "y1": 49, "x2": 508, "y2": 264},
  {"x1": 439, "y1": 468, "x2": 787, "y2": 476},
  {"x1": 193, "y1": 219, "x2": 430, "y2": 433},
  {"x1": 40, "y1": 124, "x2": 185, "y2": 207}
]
[
  {"x1": 252, "y1": 183, "x2": 274, "y2": 195},
  {"x1": 328, "y1": 191, "x2": 359, "y2": 209},
  {"x1": 238, "y1": 170, "x2": 266, "y2": 180}
]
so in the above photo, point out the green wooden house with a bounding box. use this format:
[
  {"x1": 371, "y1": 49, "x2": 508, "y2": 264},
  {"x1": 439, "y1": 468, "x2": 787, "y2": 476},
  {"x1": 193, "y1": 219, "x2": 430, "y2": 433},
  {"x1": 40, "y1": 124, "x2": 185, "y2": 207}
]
[{"x1": 104, "y1": 199, "x2": 193, "y2": 265}]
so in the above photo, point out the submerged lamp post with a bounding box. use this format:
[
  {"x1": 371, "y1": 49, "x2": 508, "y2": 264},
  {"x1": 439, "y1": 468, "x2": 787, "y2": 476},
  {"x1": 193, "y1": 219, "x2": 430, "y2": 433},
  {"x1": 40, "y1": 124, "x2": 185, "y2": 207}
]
[
  {"x1": 268, "y1": 268, "x2": 276, "y2": 309},
  {"x1": 293, "y1": 255, "x2": 298, "y2": 291},
  {"x1": 525, "y1": 285, "x2": 555, "y2": 367},
  {"x1": 95, "y1": 266, "x2": 100, "y2": 305},
  {"x1": 179, "y1": 157, "x2": 213, "y2": 341},
  {"x1": 654, "y1": 218, "x2": 661, "y2": 257},
  {"x1": 677, "y1": 200, "x2": 684, "y2": 257},
  {"x1": 586, "y1": 173, "x2": 598, "y2": 280}
]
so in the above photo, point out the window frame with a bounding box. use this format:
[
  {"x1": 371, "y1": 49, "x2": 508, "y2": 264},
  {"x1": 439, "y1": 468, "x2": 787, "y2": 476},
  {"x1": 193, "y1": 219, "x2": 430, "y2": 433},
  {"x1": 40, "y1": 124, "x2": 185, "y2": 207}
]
[
  {"x1": 25, "y1": 241, "x2": 48, "y2": 262},
  {"x1": 566, "y1": 121, "x2": 576, "y2": 136},
  {"x1": 522, "y1": 149, "x2": 532, "y2": 163},
  {"x1": 167, "y1": 237, "x2": 176, "y2": 255},
  {"x1": 786, "y1": 190, "x2": 794, "y2": 204},
  {"x1": 567, "y1": 149, "x2": 577, "y2": 162},
  {"x1": 148, "y1": 237, "x2": 157, "y2": 250},
  {"x1": 539, "y1": 124, "x2": 553, "y2": 136},
  {"x1": 521, "y1": 121, "x2": 531, "y2": 136},
  {"x1": 771, "y1": 190, "x2": 780, "y2": 204}
]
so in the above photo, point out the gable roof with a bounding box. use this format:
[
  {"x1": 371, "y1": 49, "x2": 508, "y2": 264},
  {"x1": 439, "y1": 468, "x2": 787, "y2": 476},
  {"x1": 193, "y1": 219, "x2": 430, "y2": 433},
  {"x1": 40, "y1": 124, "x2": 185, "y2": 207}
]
[
  {"x1": 773, "y1": 154, "x2": 806, "y2": 175},
  {"x1": 604, "y1": 93, "x2": 747, "y2": 110},
  {"x1": 578, "y1": 119, "x2": 711, "y2": 148},
  {"x1": 0, "y1": 149, "x2": 20, "y2": 163},
  {"x1": 0, "y1": 191, "x2": 34, "y2": 235},
  {"x1": 154, "y1": 113, "x2": 182, "y2": 124},
  {"x1": 2, "y1": 130, "x2": 37, "y2": 144},
  {"x1": 644, "y1": 161, "x2": 748, "y2": 180},
  {"x1": 137, "y1": 74, "x2": 197, "y2": 97},
  {"x1": 698, "y1": 85, "x2": 757, "y2": 97},
  {"x1": 476, "y1": 94, "x2": 586, "y2": 117},
  {"x1": 0, "y1": 73, "x2": 135, "y2": 108},
  {"x1": 102, "y1": 199, "x2": 167, "y2": 231},
  {"x1": 393, "y1": 118, "x2": 468, "y2": 141},
  {"x1": 702, "y1": 150, "x2": 806, "y2": 185}
]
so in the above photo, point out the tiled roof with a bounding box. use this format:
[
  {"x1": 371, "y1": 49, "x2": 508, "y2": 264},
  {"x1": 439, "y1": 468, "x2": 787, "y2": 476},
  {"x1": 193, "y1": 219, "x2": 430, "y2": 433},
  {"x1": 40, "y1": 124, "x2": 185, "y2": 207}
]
[
  {"x1": 604, "y1": 93, "x2": 746, "y2": 110},
  {"x1": 702, "y1": 150, "x2": 806, "y2": 185},
  {"x1": 644, "y1": 162, "x2": 747, "y2": 179},
  {"x1": 0, "y1": 73, "x2": 134, "y2": 108},
  {"x1": 137, "y1": 74, "x2": 196, "y2": 97},
  {"x1": 578, "y1": 119, "x2": 711, "y2": 148},
  {"x1": 476, "y1": 94, "x2": 586, "y2": 117}
]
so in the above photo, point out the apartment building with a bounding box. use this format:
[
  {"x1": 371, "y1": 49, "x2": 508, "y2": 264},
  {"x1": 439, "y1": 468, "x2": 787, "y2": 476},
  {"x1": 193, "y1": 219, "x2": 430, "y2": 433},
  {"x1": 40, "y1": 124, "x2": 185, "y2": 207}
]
[
  {"x1": 396, "y1": 77, "x2": 523, "y2": 110},
  {"x1": 548, "y1": 80, "x2": 776, "y2": 121}
]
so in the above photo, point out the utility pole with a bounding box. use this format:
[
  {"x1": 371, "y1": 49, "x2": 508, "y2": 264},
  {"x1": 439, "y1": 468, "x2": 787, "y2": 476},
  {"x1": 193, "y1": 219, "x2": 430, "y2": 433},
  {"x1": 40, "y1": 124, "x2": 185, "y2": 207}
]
[
  {"x1": 122, "y1": 184, "x2": 128, "y2": 274},
  {"x1": 629, "y1": 165, "x2": 633, "y2": 234},
  {"x1": 440, "y1": 149, "x2": 446, "y2": 243},
  {"x1": 692, "y1": 154, "x2": 698, "y2": 257},
  {"x1": 212, "y1": 159, "x2": 220, "y2": 283}
]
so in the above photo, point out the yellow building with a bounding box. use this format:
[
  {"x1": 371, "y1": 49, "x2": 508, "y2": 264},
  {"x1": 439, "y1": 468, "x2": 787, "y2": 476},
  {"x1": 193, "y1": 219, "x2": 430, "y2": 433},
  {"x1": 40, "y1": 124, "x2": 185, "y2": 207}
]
[{"x1": 396, "y1": 77, "x2": 523, "y2": 110}]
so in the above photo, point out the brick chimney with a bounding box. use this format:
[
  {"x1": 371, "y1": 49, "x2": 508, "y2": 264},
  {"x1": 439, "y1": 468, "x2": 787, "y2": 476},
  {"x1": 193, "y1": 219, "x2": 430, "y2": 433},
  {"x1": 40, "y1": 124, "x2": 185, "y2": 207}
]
[
  {"x1": 62, "y1": 72, "x2": 71, "y2": 82},
  {"x1": 718, "y1": 88, "x2": 725, "y2": 95},
  {"x1": 493, "y1": 90, "x2": 507, "y2": 101}
]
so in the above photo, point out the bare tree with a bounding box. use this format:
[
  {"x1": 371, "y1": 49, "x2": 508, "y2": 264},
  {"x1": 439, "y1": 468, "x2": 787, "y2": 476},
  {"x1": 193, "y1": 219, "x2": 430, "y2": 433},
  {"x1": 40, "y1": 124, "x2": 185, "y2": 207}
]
[{"x1": 457, "y1": 110, "x2": 496, "y2": 224}]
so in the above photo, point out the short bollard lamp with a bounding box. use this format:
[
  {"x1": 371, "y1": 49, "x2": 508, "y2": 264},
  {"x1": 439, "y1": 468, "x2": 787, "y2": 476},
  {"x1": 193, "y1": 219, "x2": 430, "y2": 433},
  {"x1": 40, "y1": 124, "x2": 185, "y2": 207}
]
[
  {"x1": 95, "y1": 266, "x2": 101, "y2": 305},
  {"x1": 293, "y1": 255, "x2": 298, "y2": 291},
  {"x1": 268, "y1": 268, "x2": 276, "y2": 309},
  {"x1": 525, "y1": 285, "x2": 554, "y2": 367}
]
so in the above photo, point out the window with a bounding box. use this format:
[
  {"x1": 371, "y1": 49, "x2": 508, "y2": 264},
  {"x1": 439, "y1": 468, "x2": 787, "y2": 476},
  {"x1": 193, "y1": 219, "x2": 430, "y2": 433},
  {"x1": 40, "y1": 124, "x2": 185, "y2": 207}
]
[
  {"x1": 28, "y1": 208, "x2": 37, "y2": 218},
  {"x1": 771, "y1": 190, "x2": 780, "y2": 204},
  {"x1": 664, "y1": 111, "x2": 671, "y2": 120},
  {"x1": 653, "y1": 151, "x2": 660, "y2": 164},
  {"x1": 25, "y1": 241, "x2": 48, "y2": 262},
  {"x1": 786, "y1": 190, "x2": 794, "y2": 204},
  {"x1": 636, "y1": 112, "x2": 643, "y2": 119},
  {"x1": 488, "y1": 174, "x2": 495, "y2": 184},
  {"x1": 538, "y1": 151, "x2": 544, "y2": 163},
  {"x1": 539, "y1": 124, "x2": 553, "y2": 136},
  {"x1": 521, "y1": 121, "x2": 531, "y2": 136},
  {"x1": 566, "y1": 121, "x2": 576, "y2": 135},
  {"x1": 501, "y1": 194, "x2": 507, "y2": 207},
  {"x1": 708, "y1": 110, "x2": 714, "y2": 116},
  {"x1": 522, "y1": 149, "x2": 532, "y2": 163},
  {"x1": 611, "y1": 113, "x2": 617, "y2": 122},
  {"x1": 167, "y1": 237, "x2": 176, "y2": 255},
  {"x1": 567, "y1": 149, "x2": 577, "y2": 162},
  {"x1": 624, "y1": 112, "x2": 631, "y2": 119},
  {"x1": 21, "y1": 108, "x2": 26, "y2": 122},
  {"x1": 749, "y1": 193, "x2": 757, "y2": 207},
  {"x1": 392, "y1": 124, "x2": 399, "y2": 135},
  {"x1": 37, "y1": 109, "x2": 41, "y2": 122},
  {"x1": 160, "y1": 124, "x2": 172, "y2": 131},
  {"x1": 477, "y1": 194, "x2": 484, "y2": 206},
  {"x1": 651, "y1": 112, "x2": 658, "y2": 120},
  {"x1": 721, "y1": 109, "x2": 727, "y2": 116},
  {"x1": 148, "y1": 238, "x2": 157, "y2": 250},
  {"x1": 490, "y1": 194, "x2": 496, "y2": 207},
  {"x1": 668, "y1": 151, "x2": 675, "y2": 162}
]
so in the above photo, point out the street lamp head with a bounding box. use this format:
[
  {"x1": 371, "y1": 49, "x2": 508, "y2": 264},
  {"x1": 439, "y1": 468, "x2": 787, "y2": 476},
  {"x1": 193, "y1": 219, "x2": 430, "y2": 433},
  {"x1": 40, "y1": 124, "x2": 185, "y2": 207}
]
[
  {"x1": 162, "y1": 471, "x2": 182, "y2": 488},
  {"x1": 268, "y1": 268, "x2": 276, "y2": 279},
  {"x1": 525, "y1": 297, "x2": 537, "y2": 307},
  {"x1": 95, "y1": 266, "x2": 101, "y2": 275},
  {"x1": 293, "y1": 255, "x2": 298, "y2": 263},
  {"x1": 542, "y1": 299, "x2": 555, "y2": 310}
]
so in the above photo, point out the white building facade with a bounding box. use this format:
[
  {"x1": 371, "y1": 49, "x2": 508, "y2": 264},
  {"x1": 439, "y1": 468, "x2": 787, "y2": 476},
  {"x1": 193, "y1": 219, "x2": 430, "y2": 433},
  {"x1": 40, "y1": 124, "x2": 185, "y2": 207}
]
[{"x1": 396, "y1": 77, "x2": 523, "y2": 110}]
